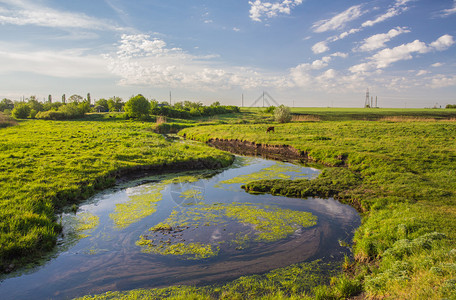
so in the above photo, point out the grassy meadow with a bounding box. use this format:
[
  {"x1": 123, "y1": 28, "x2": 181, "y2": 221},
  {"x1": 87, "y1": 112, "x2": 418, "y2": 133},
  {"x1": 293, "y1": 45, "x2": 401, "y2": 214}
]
[
  {"x1": 178, "y1": 111, "x2": 456, "y2": 299},
  {"x1": 2, "y1": 108, "x2": 456, "y2": 299},
  {"x1": 0, "y1": 117, "x2": 233, "y2": 271}
]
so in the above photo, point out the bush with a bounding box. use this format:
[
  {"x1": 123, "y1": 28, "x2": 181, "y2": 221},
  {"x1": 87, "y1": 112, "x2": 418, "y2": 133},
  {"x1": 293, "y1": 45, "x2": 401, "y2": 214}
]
[
  {"x1": 274, "y1": 105, "x2": 292, "y2": 123},
  {"x1": 125, "y1": 94, "x2": 150, "y2": 119},
  {"x1": 12, "y1": 103, "x2": 31, "y2": 119},
  {"x1": 59, "y1": 103, "x2": 84, "y2": 118},
  {"x1": 35, "y1": 111, "x2": 66, "y2": 120}
]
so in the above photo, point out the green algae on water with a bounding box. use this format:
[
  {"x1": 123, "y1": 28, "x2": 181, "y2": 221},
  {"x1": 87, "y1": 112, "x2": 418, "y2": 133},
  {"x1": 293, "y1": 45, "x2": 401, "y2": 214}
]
[
  {"x1": 109, "y1": 174, "x2": 204, "y2": 229},
  {"x1": 218, "y1": 162, "x2": 307, "y2": 187},
  {"x1": 137, "y1": 202, "x2": 317, "y2": 259},
  {"x1": 75, "y1": 212, "x2": 99, "y2": 238},
  {"x1": 136, "y1": 239, "x2": 219, "y2": 260},
  {"x1": 110, "y1": 183, "x2": 165, "y2": 229}
]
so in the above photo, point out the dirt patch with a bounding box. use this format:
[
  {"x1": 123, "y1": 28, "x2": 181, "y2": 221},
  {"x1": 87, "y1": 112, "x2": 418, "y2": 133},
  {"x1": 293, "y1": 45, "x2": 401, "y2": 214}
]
[{"x1": 206, "y1": 138, "x2": 311, "y2": 162}]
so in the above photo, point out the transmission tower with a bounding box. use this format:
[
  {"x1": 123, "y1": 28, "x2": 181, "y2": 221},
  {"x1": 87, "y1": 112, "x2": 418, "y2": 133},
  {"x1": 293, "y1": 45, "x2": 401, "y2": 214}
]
[
  {"x1": 365, "y1": 88, "x2": 370, "y2": 107},
  {"x1": 250, "y1": 91, "x2": 280, "y2": 107}
]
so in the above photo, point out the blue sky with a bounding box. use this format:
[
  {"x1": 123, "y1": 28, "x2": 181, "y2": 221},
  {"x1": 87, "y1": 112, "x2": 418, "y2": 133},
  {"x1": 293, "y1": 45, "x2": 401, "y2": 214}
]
[{"x1": 0, "y1": 0, "x2": 455, "y2": 107}]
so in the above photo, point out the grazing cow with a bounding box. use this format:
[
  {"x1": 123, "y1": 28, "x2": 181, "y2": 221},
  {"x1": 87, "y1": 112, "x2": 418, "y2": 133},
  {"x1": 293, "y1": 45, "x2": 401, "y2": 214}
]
[{"x1": 266, "y1": 126, "x2": 275, "y2": 133}]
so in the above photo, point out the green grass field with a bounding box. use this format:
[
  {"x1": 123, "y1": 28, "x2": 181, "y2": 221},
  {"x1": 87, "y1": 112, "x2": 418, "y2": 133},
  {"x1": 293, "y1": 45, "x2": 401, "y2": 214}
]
[
  {"x1": 0, "y1": 118, "x2": 233, "y2": 271},
  {"x1": 2, "y1": 108, "x2": 456, "y2": 299},
  {"x1": 179, "y1": 114, "x2": 456, "y2": 298}
]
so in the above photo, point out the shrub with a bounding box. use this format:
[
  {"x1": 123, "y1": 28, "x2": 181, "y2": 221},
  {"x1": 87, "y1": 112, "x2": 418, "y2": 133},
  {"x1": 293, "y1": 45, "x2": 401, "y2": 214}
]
[
  {"x1": 274, "y1": 105, "x2": 292, "y2": 123},
  {"x1": 12, "y1": 103, "x2": 31, "y2": 119},
  {"x1": 59, "y1": 103, "x2": 84, "y2": 118},
  {"x1": 35, "y1": 111, "x2": 66, "y2": 120}
]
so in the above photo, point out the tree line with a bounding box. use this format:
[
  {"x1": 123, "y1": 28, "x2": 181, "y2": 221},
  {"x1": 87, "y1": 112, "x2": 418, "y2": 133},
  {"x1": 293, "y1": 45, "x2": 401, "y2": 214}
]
[{"x1": 0, "y1": 93, "x2": 240, "y2": 120}]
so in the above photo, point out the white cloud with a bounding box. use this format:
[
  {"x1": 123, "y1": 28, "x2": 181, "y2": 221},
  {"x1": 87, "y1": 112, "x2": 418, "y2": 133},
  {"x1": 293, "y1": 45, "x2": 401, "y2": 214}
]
[
  {"x1": 312, "y1": 41, "x2": 329, "y2": 54},
  {"x1": 106, "y1": 34, "x2": 286, "y2": 90},
  {"x1": 431, "y1": 62, "x2": 443, "y2": 67},
  {"x1": 350, "y1": 35, "x2": 454, "y2": 73},
  {"x1": 439, "y1": 0, "x2": 456, "y2": 17},
  {"x1": 312, "y1": 5, "x2": 364, "y2": 33},
  {"x1": 371, "y1": 39, "x2": 429, "y2": 68},
  {"x1": 362, "y1": 0, "x2": 412, "y2": 28},
  {"x1": 429, "y1": 75, "x2": 456, "y2": 88},
  {"x1": 356, "y1": 27, "x2": 410, "y2": 52},
  {"x1": 417, "y1": 70, "x2": 429, "y2": 76},
  {"x1": 429, "y1": 34, "x2": 454, "y2": 51},
  {"x1": 233, "y1": 27, "x2": 240, "y2": 32},
  {"x1": 0, "y1": 0, "x2": 120, "y2": 30},
  {"x1": 249, "y1": 0, "x2": 303, "y2": 22},
  {"x1": 0, "y1": 46, "x2": 109, "y2": 78}
]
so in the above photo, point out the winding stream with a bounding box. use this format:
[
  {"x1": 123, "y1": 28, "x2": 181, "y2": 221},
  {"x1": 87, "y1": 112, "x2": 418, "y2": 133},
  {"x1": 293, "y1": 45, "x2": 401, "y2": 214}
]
[{"x1": 0, "y1": 156, "x2": 360, "y2": 299}]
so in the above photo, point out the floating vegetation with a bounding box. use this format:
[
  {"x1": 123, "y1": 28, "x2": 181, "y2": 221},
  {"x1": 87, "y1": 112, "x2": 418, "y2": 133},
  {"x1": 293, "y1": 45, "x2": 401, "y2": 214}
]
[
  {"x1": 137, "y1": 239, "x2": 219, "y2": 260},
  {"x1": 110, "y1": 174, "x2": 203, "y2": 229},
  {"x1": 74, "y1": 212, "x2": 99, "y2": 238},
  {"x1": 179, "y1": 189, "x2": 204, "y2": 201},
  {"x1": 218, "y1": 162, "x2": 309, "y2": 187},
  {"x1": 224, "y1": 203, "x2": 317, "y2": 242},
  {"x1": 110, "y1": 183, "x2": 165, "y2": 229},
  {"x1": 137, "y1": 202, "x2": 317, "y2": 259}
]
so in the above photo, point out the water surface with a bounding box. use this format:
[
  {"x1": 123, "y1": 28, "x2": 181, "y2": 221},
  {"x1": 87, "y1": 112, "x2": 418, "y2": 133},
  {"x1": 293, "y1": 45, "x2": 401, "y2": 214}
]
[{"x1": 0, "y1": 156, "x2": 360, "y2": 299}]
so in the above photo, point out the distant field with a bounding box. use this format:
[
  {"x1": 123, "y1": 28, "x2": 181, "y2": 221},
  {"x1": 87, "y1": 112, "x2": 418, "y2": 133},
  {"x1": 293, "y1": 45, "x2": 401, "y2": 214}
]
[
  {"x1": 242, "y1": 107, "x2": 456, "y2": 121},
  {"x1": 0, "y1": 118, "x2": 233, "y2": 270}
]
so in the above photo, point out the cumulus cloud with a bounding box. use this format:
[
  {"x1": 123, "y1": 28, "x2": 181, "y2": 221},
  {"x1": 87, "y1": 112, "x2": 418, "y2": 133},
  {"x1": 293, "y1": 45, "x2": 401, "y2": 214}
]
[
  {"x1": 312, "y1": 41, "x2": 329, "y2": 54},
  {"x1": 429, "y1": 75, "x2": 456, "y2": 88},
  {"x1": 0, "y1": 0, "x2": 120, "y2": 30},
  {"x1": 312, "y1": 5, "x2": 364, "y2": 33},
  {"x1": 431, "y1": 62, "x2": 443, "y2": 67},
  {"x1": 356, "y1": 27, "x2": 410, "y2": 52},
  {"x1": 350, "y1": 35, "x2": 454, "y2": 73},
  {"x1": 289, "y1": 52, "x2": 350, "y2": 89},
  {"x1": 417, "y1": 70, "x2": 429, "y2": 76},
  {"x1": 249, "y1": 0, "x2": 303, "y2": 22},
  {"x1": 362, "y1": 0, "x2": 412, "y2": 28},
  {"x1": 429, "y1": 34, "x2": 455, "y2": 51},
  {"x1": 105, "y1": 34, "x2": 288, "y2": 90}
]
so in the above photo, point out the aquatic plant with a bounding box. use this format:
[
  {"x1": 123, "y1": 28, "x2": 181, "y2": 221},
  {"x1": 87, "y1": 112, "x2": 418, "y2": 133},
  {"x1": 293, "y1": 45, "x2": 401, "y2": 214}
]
[
  {"x1": 136, "y1": 202, "x2": 317, "y2": 259},
  {"x1": 110, "y1": 184, "x2": 165, "y2": 229}
]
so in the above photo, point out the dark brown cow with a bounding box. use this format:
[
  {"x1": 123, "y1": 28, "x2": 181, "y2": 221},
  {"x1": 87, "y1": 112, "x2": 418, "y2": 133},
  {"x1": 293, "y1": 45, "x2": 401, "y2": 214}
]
[{"x1": 266, "y1": 126, "x2": 275, "y2": 133}]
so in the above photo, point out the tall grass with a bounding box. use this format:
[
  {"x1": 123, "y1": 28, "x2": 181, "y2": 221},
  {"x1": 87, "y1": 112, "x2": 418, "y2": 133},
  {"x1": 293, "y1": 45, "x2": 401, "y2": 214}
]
[{"x1": 0, "y1": 111, "x2": 17, "y2": 128}]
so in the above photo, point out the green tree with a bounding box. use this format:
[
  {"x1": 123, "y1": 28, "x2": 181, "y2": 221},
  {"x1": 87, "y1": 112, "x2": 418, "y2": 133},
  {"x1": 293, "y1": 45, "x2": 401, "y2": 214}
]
[
  {"x1": 107, "y1": 96, "x2": 123, "y2": 112},
  {"x1": 274, "y1": 105, "x2": 292, "y2": 123},
  {"x1": 124, "y1": 94, "x2": 150, "y2": 119},
  {"x1": 78, "y1": 101, "x2": 91, "y2": 114},
  {"x1": 68, "y1": 94, "x2": 83, "y2": 103},
  {"x1": 12, "y1": 103, "x2": 31, "y2": 119},
  {"x1": 95, "y1": 99, "x2": 108, "y2": 112},
  {"x1": 0, "y1": 98, "x2": 14, "y2": 111},
  {"x1": 87, "y1": 93, "x2": 91, "y2": 105},
  {"x1": 28, "y1": 97, "x2": 43, "y2": 112}
]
